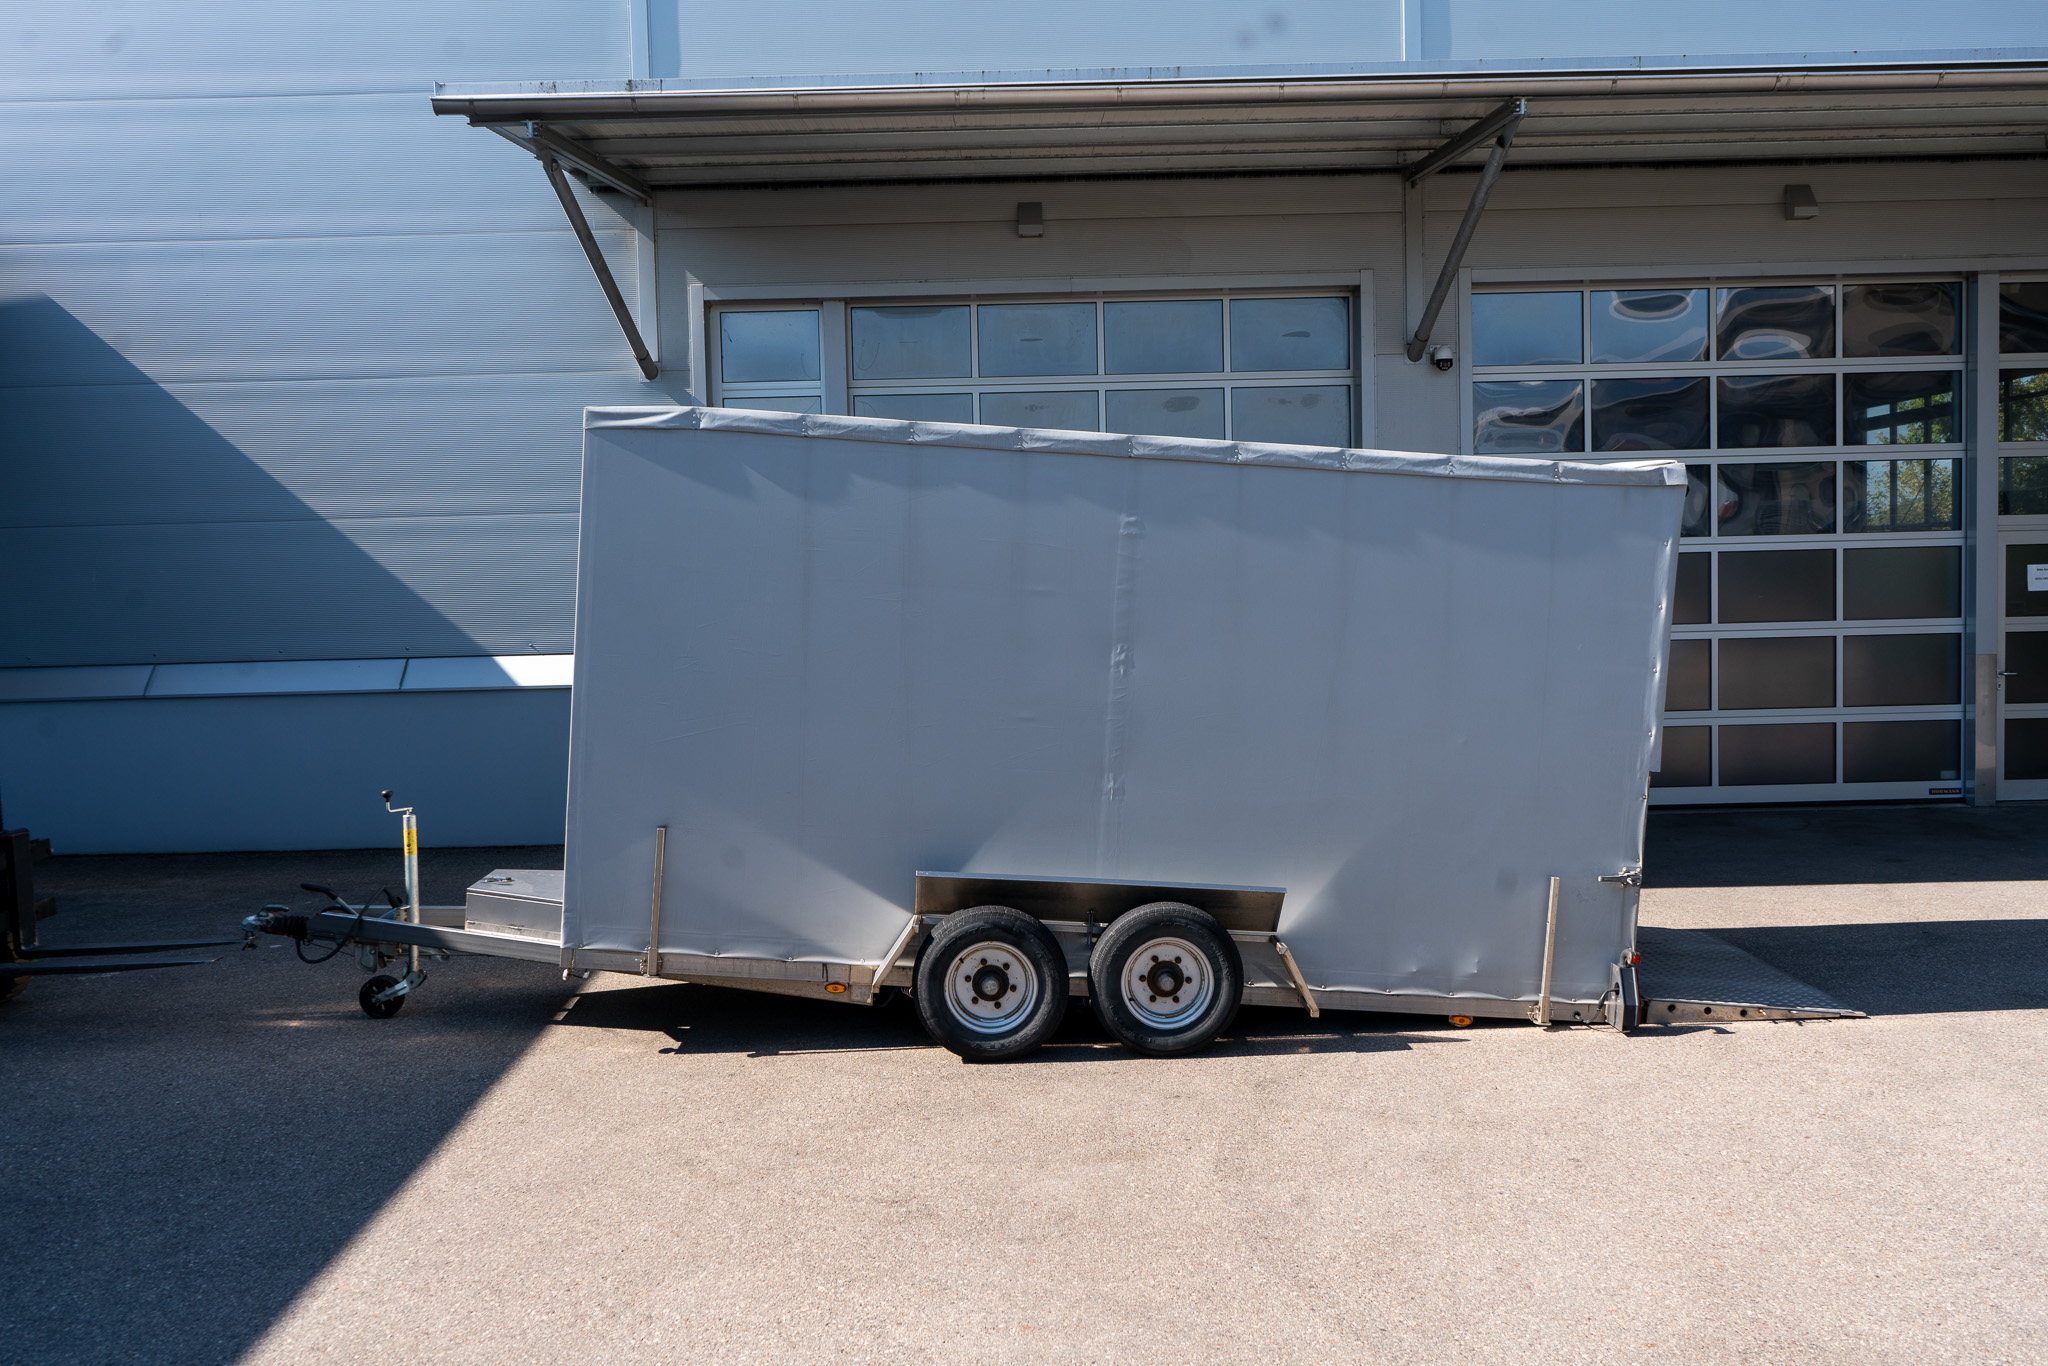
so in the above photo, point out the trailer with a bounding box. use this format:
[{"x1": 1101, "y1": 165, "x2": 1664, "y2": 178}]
[{"x1": 253, "y1": 405, "x2": 1722, "y2": 1058}]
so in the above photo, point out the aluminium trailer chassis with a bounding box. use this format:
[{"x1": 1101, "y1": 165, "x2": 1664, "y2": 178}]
[
  {"x1": 244, "y1": 856, "x2": 1666, "y2": 1059},
  {"x1": 241, "y1": 801, "x2": 1861, "y2": 1052}
]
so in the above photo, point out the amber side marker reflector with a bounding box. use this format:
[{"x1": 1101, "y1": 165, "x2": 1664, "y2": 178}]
[
  {"x1": 825, "y1": 983, "x2": 847, "y2": 994},
  {"x1": 1447, "y1": 1015, "x2": 1474, "y2": 1028}
]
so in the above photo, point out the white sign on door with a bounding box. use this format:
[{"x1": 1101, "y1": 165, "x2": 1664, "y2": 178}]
[{"x1": 2031, "y1": 564, "x2": 2048, "y2": 592}]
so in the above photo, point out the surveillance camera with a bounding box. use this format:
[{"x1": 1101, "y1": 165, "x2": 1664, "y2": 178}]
[{"x1": 1428, "y1": 344, "x2": 1455, "y2": 372}]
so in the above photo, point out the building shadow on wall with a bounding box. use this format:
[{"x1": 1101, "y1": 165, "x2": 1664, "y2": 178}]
[{"x1": 0, "y1": 293, "x2": 486, "y2": 667}]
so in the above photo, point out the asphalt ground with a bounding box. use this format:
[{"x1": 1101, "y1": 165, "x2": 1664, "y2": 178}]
[{"x1": 3, "y1": 806, "x2": 2044, "y2": 1365}]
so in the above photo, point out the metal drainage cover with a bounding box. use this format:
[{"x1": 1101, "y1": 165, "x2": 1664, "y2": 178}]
[{"x1": 1636, "y1": 925, "x2": 1864, "y2": 1023}]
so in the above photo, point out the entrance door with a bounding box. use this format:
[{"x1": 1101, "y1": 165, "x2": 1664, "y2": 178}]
[{"x1": 1999, "y1": 536, "x2": 2048, "y2": 797}]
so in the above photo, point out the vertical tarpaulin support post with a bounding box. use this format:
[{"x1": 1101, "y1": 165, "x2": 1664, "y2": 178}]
[
  {"x1": 644, "y1": 826, "x2": 667, "y2": 977},
  {"x1": 1530, "y1": 875, "x2": 1561, "y2": 1026}
]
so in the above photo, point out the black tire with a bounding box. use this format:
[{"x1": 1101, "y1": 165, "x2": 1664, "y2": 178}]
[
  {"x1": 912, "y1": 905, "x2": 1068, "y2": 1062},
  {"x1": 1088, "y1": 902, "x2": 1241, "y2": 1057},
  {"x1": 359, "y1": 974, "x2": 406, "y2": 1019}
]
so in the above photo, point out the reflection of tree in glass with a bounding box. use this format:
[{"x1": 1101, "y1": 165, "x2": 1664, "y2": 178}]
[
  {"x1": 1849, "y1": 459, "x2": 1959, "y2": 531},
  {"x1": 2001, "y1": 370, "x2": 2048, "y2": 441}
]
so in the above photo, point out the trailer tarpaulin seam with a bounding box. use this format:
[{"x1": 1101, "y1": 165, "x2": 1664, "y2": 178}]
[{"x1": 585, "y1": 406, "x2": 1684, "y2": 488}]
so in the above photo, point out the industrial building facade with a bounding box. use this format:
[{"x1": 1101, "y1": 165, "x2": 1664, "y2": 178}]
[{"x1": 4, "y1": 4, "x2": 2047, "y2": 849}]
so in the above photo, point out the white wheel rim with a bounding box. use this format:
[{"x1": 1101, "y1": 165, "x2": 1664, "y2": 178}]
[
  {"x1": 943, "y1": 940, "x2": 1041, "y2": 1035},
  {"x1": 1119, "y1": 935, "x2": 1214, "y2": 1029}
]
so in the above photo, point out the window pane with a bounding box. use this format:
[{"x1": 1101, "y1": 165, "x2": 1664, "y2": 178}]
[
  {"x1": 850, "y1": 305, "x2": 971, "y2": 380},
  {"x1": 1105, "y1": 387, "x2": 1226, "y2": 440},
  {"x1": 1471, "y1": 292, "x2": 1581, "y2": 367},
  {"x1": 1473, "y1": 380, "x2": 1584, "y2": 454},
  {"x1": 1681, "y1": 466, "x2": 1713, "y2": 538},
  {"x1": 851, "y1": 393, "x2": 975, "y2": 423},
  {"x1": 1716, "y1": 285, "x2": 1835, "y2": 359},
  {"x1": 1232, "y1": 386, "x2": 1351, "y2": 446},
  {"x1": 2005, "y1": 631, "x2": 2048, "y2": 704},
  {"x1": 1719, "y1": 636, "x2": 1834, "y2": 709},
  {"x1": 1844, "y1": 720, "x2": 1960, "y2": 783},
  {"x1": 977, "y1": 303, "x2": 1096, "y2": 377},
  {"x1": 1719, "y1": 549, "x2": 1834, "y2": 623},
  {"x1": 1717, "y1": 373, "x2": 1836, "y2": 448},
  {"x1": 1844, "y1": 371, "x2": 1958, "y2": 445},
  {"x1": 2004, "y1": 544, "x2": 2048, "y2": 618},
  {"x1": 1666, "y1": 638, "x2": 1711, "y2": 711},
  {"x1": 2004, "y1": 717, "x2": 2048, "y2": 781},
  {"x1": 1650, "y1": 725, "x2": 1712, "y2": 787},
  {"x1": 1999, "y1": 281, "x2": 2048, "y2": 355},
  {"x1": 1844, "y1": 546, "x2": 1960, "y2": 620},
  {"x1": 1229, "y1": 297, "x2": 1350, "y2": 371},
  {"x1": 720, "y1": 395, "x2": 822, "y2": 414},
  {"x1": 978, "y1": 390, "x2": 1099, "y2": 431},
  {"x1": 1675, "y1": 552, "x2": 1711, "y2": 623},
  {"x1": 2000, "y1": 370, "x2": 2048, "y2": 441},
  {"x1": 1843, "y1": 633, "x2": 1959, "y2": 706},
  {"x1": 1591, "y1": 376, "x2": 1709, "y2": 451},
  {"x1": 1719, "y1": 722, "x2": 1834, "y2": 785},
  {"x1": 1105, "y1": 300, "x2": 1223, "y2": 374},
  {"x1": 1847, "y1": 458, "x2": 1958, "y2": 532},
  {"x1": 719, "y1": 310, "x2": 820, "y2": 383},
  {"x1": 1713, "y1": 462, "x2": 1838, "y2": 536},
  {"x1": 1590, "y1": 289, "x2": 1709, "y2": 364},
  {"x1": 2001, "y1": 456, "x2": 2048, "y2": 515},
  {"x1": 1843, "y1": 283, "x2": 1960, "y2": 357}
]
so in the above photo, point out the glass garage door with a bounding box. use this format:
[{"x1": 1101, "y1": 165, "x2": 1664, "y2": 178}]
[
  {"x1": 710, "y1": 291, "x2": 1358, "y2": 447},
  {"x1": 1471, "y1": 279, "x2": 1967, "y2": 803}
]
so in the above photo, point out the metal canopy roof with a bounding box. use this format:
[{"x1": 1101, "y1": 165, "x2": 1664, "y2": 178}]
[{"x1": 432, "y1": 57, "x2": 2048, "y2": 191}]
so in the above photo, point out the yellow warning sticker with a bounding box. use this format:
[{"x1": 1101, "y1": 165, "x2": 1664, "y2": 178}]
[{"x1": 404, "y1": 828, "x2": 417, "y2": 856}]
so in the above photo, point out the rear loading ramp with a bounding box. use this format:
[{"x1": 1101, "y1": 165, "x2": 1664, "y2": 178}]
[{"x1": 1636, "y1": 925, "x2": 1863, "y2": 1023}]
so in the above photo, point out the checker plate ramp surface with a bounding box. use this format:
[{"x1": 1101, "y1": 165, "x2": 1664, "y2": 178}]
[{"x1": 1637, "y1": 925, "x2": 1864, "y2": 1023}]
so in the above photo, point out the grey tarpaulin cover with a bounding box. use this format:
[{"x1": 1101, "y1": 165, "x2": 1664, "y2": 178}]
[{"x1": 566, "y1": 407, "x2": 1684, "y2": 1008}]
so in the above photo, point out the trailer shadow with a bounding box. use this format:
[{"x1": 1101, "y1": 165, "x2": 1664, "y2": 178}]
[{"x1": 564, "y1": 983, "x2": 1476, "y2": 1060}]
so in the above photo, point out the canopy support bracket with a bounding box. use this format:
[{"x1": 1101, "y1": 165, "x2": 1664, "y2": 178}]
[
  {"x1": 499, "y1": 121, "x2": 659, "y2": 380},
  {"x1": 1403, "y1": 97, "x2": 1524, "y2": 363}
]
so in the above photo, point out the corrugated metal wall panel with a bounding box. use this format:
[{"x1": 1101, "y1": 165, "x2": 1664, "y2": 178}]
[
  {"x1": 0, "y1": 690, "x2": 571, "y2": 853},
  {"x1": 4, "y1": 514, "x2": 578, "y2": 667},
  {"x1": 4, "y1": 372, "x2": 672, "y2": 529},
  {"x1": 644, "y1": 1, "x2": 2031, "y2": 83},
  {"x1": 0, "y1": 1, "x2": 624, "y2": 100},
  {"x1": 1, "y1": 94, "x2": 580, "y2": 246},
  {"x1": 654, "y1": 0, "x2": 1401, "y2": 81},
  {"x1": 4, "y1": 231, "x2": 641, "y2": 387}
]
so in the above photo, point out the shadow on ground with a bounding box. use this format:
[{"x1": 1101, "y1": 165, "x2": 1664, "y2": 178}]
[
  {"x1": 563, "y1": 982, "x2": 1474, "y2": 1061},
  {"x1": 9, "y1": 810, "x2": 2046, "y2": 1363},
  {"x1": 1646, "y1": 802, "x2": 2048, "y2": 887},
  {"x1": 0, "y1": 846, "x2": 567, "y2": 1366},
  {"x1": 1710, "y1": 920, "x2": 2048, "y2": 1016}
]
